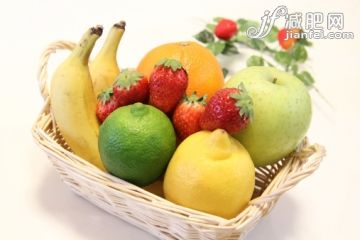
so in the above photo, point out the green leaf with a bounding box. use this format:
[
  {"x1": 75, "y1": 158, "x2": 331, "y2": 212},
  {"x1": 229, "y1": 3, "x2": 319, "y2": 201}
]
[
  {"x1": 206, "y1": 23, "x2": 215, "y2": 32},
  {"x1": 237, "y1": 18, "x2": 259, "y2": 32},
  {"x1": 249, "y1": 39, "x2": 267, "y2": 51},
  {"x1": 213, "y1": 17, "x2": 223, "y2": 23},
  {"x1": 296, "y1": 71, "x2": 315, "y2": 86},
  {"x1": 235, "y1": 35, "x2": 269, "y2": 52},
  {"x1": 222, "y1": 42, "x2": 239, "y2": 55},
  {"x1": 207, "y1": 41, "x2": 226, "y2": 56},
  {"x1": 290, "y1": 64, "x2": 299, "y2": 74},
  {"x1": 264, "y1": 26, "x2": 279, "y2": 43},
  {"x1": 298, "y1": 37, "x2": 313, "y2": 46},
  {"x1": 247, "y1": 55, "x2": 264, "y2": 67},
  {"x1": 222, "y1": 68, "x2": 229, "y2": 78},
  {"x1": 234, "y1": 32, "x2": 251, "y2": 44},
  {"x1": 274, "y1": 51, "x2": 292, "y2": 66},
  {"x1": 236, "y1": 20, "x2": 247, "y2": 32},
  {"x1": 291, "y1": 44, "x2": 308, "y2": 62},
  {"x1": 236, "y1": 18, "x2": 247, "y2": 27},
  {"x1": 193, "y1": 29, "x2": 214, "y2": 44}
]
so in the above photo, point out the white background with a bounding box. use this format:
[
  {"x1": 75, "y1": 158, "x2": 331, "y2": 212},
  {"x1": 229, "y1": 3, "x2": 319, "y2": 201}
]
[{"x1": 0, "y1": 0, "x2": 359, "y2": 239}]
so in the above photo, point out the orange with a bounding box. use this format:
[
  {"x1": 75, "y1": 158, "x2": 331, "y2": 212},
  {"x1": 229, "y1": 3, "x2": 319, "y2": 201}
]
[{"x1": 137, "y1": 41, "x2": 224, "y2": 99}]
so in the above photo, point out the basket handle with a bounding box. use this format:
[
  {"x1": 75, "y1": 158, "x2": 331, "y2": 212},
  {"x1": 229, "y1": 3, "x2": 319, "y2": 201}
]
[
  {"x1": 249, "y1": 144, "x2": 325, "y2": 210},
  {"x1": 37, "y1": 41, "x2": 76, "y2": 100}
]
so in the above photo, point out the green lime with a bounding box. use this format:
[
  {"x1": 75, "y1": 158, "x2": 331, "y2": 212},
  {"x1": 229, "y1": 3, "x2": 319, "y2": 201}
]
[{"x1": 99, "y1": 103, "x2": 176, "y2": 186}]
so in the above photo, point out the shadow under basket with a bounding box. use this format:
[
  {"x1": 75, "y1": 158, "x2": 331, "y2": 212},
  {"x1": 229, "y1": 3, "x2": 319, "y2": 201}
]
[{"x1": 32, "y1": 41, "x2": 326, "y2": 240}]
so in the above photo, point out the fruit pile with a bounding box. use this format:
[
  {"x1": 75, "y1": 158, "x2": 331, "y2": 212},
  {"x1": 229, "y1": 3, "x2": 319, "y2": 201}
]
[{"x1": 49, "y1": 20, "x2": 312, "y2": 219}]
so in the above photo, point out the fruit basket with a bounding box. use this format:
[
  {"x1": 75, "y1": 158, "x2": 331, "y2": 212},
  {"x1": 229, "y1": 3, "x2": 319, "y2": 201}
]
[{"x1": 32, "y1": 40, "x2": 326, "y2": 240}]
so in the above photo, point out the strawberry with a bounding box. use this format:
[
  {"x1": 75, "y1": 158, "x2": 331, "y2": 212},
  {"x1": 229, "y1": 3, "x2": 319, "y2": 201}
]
[
  {"x1": 149, "y1": 58, "x2": 188, "y2": 113},
  {"x1": 200, "y1": 84, "x2": 253, "y2": 134},
  {"x1": 277, "y1": 28, "x2": 301, "y2": 50},
  {"x1": 96, "y1": 87, "x2": 119, "y2": 123},
  {"x1": 214, "y1": 19, "x2": 238, "y2": 40},
  {"x1": 113, "y1": 69, "x2": 149, "y2": 107},
  {"x1": 172, "y1": 93, "x2": 207, "y2": 141}
]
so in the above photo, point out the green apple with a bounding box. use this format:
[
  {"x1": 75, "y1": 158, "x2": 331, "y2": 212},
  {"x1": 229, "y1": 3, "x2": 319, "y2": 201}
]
[{"x1": 225, "y1": 66, "x2": 311, "y2": 167}]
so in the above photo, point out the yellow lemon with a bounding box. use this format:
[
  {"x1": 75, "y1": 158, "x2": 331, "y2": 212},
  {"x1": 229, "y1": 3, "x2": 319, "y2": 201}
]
[{"x1": 163, "y1": 129, "x2": 255, "y2": 219}]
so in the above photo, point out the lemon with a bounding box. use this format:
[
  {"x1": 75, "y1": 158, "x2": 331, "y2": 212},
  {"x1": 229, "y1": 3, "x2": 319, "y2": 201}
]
[
  {"x1": 99, "y1": 103, "x2": 176, "y2": 186},
  {"x1": 163, "y1": 129, "x2": 255, "y2": 219}
]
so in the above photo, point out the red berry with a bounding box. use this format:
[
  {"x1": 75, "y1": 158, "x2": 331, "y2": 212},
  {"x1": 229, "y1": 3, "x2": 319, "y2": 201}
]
[
  {"x1": 96, "y1": 88, "x2": 119, "y2": 123},
  {"x1": 172, "y1": 93, "x2": 206, "y2": 141},
  {"x1": 278, "y1": 28, "x2": 301, "y2": 50},
  {"x1": 149, "y1": 58, "x2": 188, "y2": 113},
  {"x1": 214, "y1": 19, "x2": 238, "y2": 40},
  {"x1": 200, "y1": 84, "x2": 253, "y2": 134},
  {"x1": 113, "y1": 69, "x2": 149, "y2": 107}
]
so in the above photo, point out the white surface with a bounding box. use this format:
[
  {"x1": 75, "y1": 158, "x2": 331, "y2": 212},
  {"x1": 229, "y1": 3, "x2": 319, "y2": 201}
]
[{"x1": 0, "y1": 0, "x2": 359, "y2": 239}]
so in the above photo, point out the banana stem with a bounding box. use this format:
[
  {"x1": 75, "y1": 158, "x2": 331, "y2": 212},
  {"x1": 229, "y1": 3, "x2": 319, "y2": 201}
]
[
  {"x1": 91, "y1": 25, "x2": 104, "y2": 36},
  {"x1": 72, "y1": 25, "x2": 103, "y2": 64},
  {"x1": 114, "y1": 20, "x2": 126, "y2": 29}
]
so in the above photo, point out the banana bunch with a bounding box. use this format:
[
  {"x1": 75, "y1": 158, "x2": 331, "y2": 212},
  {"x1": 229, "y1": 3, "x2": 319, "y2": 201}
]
[{"x1": 50, "y1": 21, "x2": 126, "y2": 170}]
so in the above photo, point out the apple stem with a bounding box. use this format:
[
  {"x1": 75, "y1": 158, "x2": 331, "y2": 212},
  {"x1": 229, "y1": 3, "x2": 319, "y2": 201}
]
[{"x1": 273, "y1": 78, "x2": 277, "y2": 84}]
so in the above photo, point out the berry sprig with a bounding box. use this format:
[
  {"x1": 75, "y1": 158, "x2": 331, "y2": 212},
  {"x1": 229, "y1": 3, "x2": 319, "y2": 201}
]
[{"x1": 194, "y1": 17, "x2": 315, "y2": 87}]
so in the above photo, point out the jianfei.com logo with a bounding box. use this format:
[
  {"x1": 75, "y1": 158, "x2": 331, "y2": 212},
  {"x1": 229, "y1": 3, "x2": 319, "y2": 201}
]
[{"x1": 247, "y1": 6, "x2": 354, "y2": 40}]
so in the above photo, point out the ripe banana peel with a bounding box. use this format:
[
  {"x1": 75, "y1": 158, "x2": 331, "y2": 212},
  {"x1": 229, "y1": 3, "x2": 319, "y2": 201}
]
[
  {"x1": 90, "y1": 21, "x2": 126, "y2": 97},
  {"x1": 50, "y1": 26, "x2": 106, "y2": 171}
]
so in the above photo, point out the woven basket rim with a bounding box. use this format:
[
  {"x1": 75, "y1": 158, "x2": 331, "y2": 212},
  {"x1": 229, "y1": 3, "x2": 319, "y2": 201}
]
[{"x1": 32, "y1": 104, "x2": 325, "y2": 229}]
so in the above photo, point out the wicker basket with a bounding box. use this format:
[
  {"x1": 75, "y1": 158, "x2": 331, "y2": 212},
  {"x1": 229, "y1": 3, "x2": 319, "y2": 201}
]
[{"x1": 32, "y1": 41, "x2": 326, "y2": 240}]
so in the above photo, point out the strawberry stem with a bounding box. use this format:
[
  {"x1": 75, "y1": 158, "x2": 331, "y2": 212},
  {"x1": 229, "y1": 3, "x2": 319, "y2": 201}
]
[
  {"x1": 156, "y1": 58, "x2": 183, "y2": 71},
  {"x1": 230, "y1": 83, "x2": 254, "y2": 120},
  {"x1": 114, "y1": 69, "x2": 143, "y2": 89},
  {"x1": 185, "y1": 92, "x2": 207, "y2": 105},
  {"x1": 97, "y1": 87, "x2": 113, "y2": 104}
]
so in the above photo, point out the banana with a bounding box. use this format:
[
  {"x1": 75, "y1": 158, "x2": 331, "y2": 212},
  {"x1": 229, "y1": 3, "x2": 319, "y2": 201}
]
[
  {"x1": 90, "y1": 20, "x2": 126, "y2": 97},
  {"x1": 50, "y1": 26, "x2": 105, "y2": 170}
]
